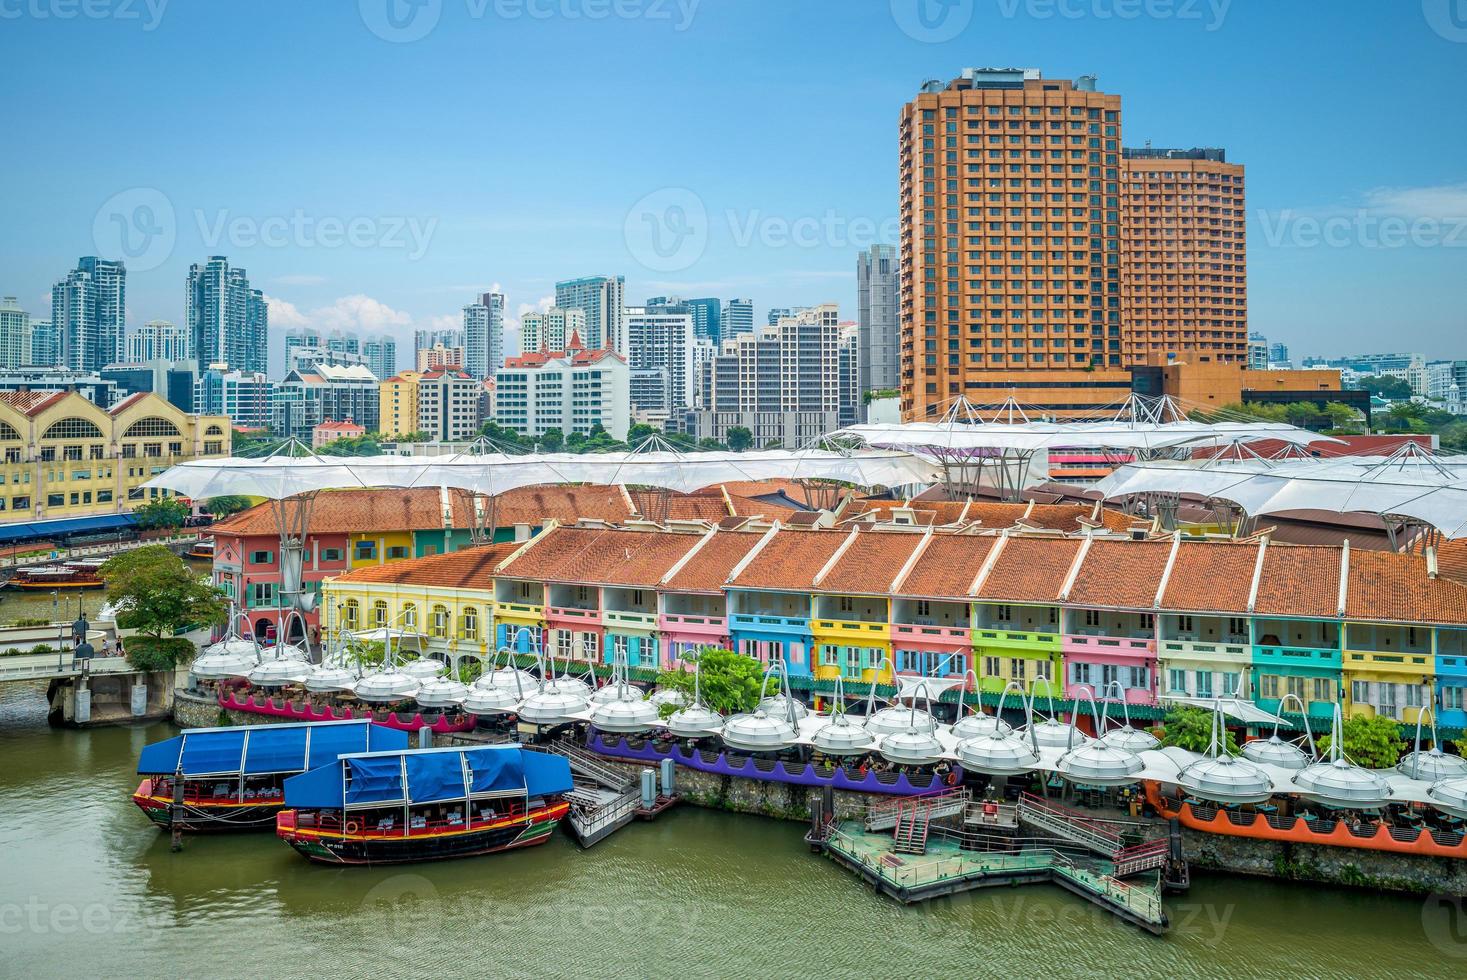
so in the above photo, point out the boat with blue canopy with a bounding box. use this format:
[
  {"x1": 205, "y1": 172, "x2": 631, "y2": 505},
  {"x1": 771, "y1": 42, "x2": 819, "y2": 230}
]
[
  {"x1": 275, "y1": 745, "x2": 573, "y2": 865},
  {"x1": 132, "y1": 719, "x2": 409, "y2": 831}
]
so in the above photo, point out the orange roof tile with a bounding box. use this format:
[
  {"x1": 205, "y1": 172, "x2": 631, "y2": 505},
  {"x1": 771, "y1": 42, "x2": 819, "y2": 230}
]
[
  {"x1": 662, "y1": 530, "x2": 764, "y2": 592},
  {"x1": 818, "y1": 531, "x2": 925, "y2": 595},
  {"x1": 1066, "y1": 540, "x2": 1173, "y2": 609},
  {"x1": 1344, "y1": 548, "x2": 1467, "y2": 625},
  {"x1": 1158, "y1": 540, "x2": 1260, "y2": 614},
  {"x1": 497, "y1": 525, "x2": 703, "y2": 587},
  {"x1": 331, "y1": 542, "x2": 519, "y2": 588},
  {"x1": 727, "y1": 529, "x2": 846, "y2": 591},
  {"x1": 977, "y1": 536, "x2": 1083, "y2": 603},
  {"x1": 490, "y1": 486, "x2": 633, "y2": 526},
  {"x1": 108, "y1": 391, "x2": 151, "y2": 415},
  {"x1": 895, "y1": 534, "x2": 997, "y2": 599},
  {"x1": 212, "y1": 488, "x2": 466, "y2": 538},
  {"x1": 1252, "y1": 544, "x2": 1341, "y2": 619}
]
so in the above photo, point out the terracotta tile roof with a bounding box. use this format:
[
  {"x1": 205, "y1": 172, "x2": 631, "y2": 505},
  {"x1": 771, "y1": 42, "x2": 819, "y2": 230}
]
[
  {"x1": 1252, "y1": 543, "x2": 1341, "y2": 619},
  {"x1": 490, "y1": 486, "x2": 633, "y2": 526},
  {"x1": 212, "y1": 488, "x2": 463, "y2": 537},
  {"x1": 818, "y1": 531, "x2": 926, "y2": 595},
  {"x1": 662, "y1": 530, "x2": 765, "y2": 592},
  {"x1": 977, "y1": 536, "x2": 1083, "y2": 603},
  {"x1": 896, "y1": 534, "x2": 997, "y2": 599},
  {"x1": 703, "y1": 479, "x2": 815, "y2": 502},
  {"x1": 0, "y1": 390, "x2": 68, "y2": 415},
  {"x1": 1158, "y1": 540, "x2": 1260, "y2": 614},
  {"x1": 843, "y1": 499, "x2": 972, "y2": 527},
  {"x1": 331, "y1": 542, "x2": 519, "y2": 588},
  {"x1": 1436, "y1": 539, "x2": 1467, "y2": 588},
  {"x1": 497, "y1": 525, "x2": 703, "y2": 587},
  {"x1": 727, "y1": 529, "x2": 846, "y2": 591},
  {"x1": 1344, "y1": 548, "x2": 1467, "y2": 625},
  {"x1": 314, "y1": 419, "x2": 365, "y2": 433},
  {"x1": 1066, "y1": 539, "x2": 1173, "y2": 609}
]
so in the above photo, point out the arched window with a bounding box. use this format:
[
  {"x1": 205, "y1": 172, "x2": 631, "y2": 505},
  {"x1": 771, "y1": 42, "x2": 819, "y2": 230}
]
[
  {"x1": 461, "y1": 606, "x2": 479, "y2": 641},
  {"x1": 0, "y1": 420, "x2": 19, "y2": 441},
  {"x1": 431, "y1": 604, "x2": 449, "y2": 639},
  {"x1": 123, "y1": 417, "x2": 181, "y2": 438},
  {"x1": 41, "y1": 417, "x2": 103, "y2": 440},
  {"x1": 402, "y1": 603, "x2": 417, "y2": 629},
  {"x1": 204, "y1": 424, "x2": 224, "y2": 436},
  {"x1": 343, "y1": 599, "x2": 360, "y2": 629},
  {"x1": 372, "y1": 600, "x2": 389, "y2": 628}
]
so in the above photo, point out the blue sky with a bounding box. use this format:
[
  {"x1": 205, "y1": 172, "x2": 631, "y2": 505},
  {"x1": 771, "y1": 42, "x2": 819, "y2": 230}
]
[{"x1": 2, "y1": 0, "x2": 1465, "y2": 372}]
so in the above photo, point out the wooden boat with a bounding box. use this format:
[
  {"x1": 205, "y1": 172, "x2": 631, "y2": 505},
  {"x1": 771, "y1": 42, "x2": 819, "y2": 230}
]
[
  {"x1": 187, "y1": 537, "x2": 215, "y2": 560},
  {"x1": 132, "y1": 719, "x2": 409, "y2": 831},
  {"x1": 9, "y1": 559, "x2": 105, "y2": 590},
  {"x1": 276, "y1": 745, "x2": 572, "y2": 865}
]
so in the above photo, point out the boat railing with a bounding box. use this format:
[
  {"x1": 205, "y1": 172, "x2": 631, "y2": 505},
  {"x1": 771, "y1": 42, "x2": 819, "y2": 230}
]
[{"x1": 298, "y1": 800, "x2": 540, "y2": 839}]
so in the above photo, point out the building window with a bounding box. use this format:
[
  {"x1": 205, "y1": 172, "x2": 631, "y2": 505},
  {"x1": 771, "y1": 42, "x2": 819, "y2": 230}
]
[
  {"x1": 47, "y1": 493, "x2": 64, "y2": 507},
  {"x1": 321, "y1": 548, "x2": 344, "y2": 562},
  {"x1": 41, "y1": 417, "x2": 103, "y2": 440},
  {"x1": 1167, "y1": 668, "x2": 1187, "y2": 694},
  {"x1": 355, "y1": 541, "x2": 376, "y2": 560},
  {"x1": 387, "y1": 546, "x2": 409, "y2": 560},
  {"x1": 1223, "y1": 671, "x2": 1242, "y2": 698},
  {"x1": 250, "y1": 550, "x2": 273, "y2": 565},
  {"x1": 402, "y1": 603, "x2": 417, "y2": 629},
  {"x1": 1083, "y1": 610, "x2": 1101, "y2": 628},
  {"x1": 982, "y1": 655, "x2": 1000, "y2": 678},
  {"x1": 1259, "y1": 674, "x2": 1280, "y2": 699},
  {"x1": 462, "y1": 607, "x2": 479, "y2": 641},
  {"x1": 250, "y1": 582, "x2": 274, "y2": 607},
  {"x1": 343, "y1": 600, "x2": 359, "y2": 629},
  {"x1": 1351, "y1": 680, "x2": 1369, "y2": 703},
  {"x1": 1196, "y1": 671, "x2": 1213, "y2": 698},
  {"x1": 373, "y1": 601, "x2": 389, "y2": 628},
  {"x1": 123, "y1": 417, "x2": 181, "y2": 438}
]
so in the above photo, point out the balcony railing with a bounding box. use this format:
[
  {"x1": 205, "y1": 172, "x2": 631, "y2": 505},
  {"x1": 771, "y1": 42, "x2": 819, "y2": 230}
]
[
  {"x1": 892, "y1": 622, "x2": 970, "y2": 644},
  {"x1": 1159, "y1": 638, "x2": 1250, "y2": 662},
  {"x1": 729, "y1": 612, "x2": 808, "y2": 631},
  {"x1": 812, "y1": 619, "x2": 890, "y2": 638},
  {"x1": 972, "y1": 628, "x2": 1060, "y2": 649},
  {"x1": 1063, "y1": 633, "x2": 1155, "y2": 654},
  {"x1": 495, "y1": 602, "x2": 543, "y2": 619},
  {"x1": 603, "y1": 609, "x2": 656, "y2": 630},
  {"x1": 546, "y1": 605, "x2": 601, "y2": 623},
  {"x1": 1343, "y1": 649, "x2": 1433, "y2": 678},
  {"x1": 1253, "y1": 645, "x2": 1341, "y2": 670},
  {"x1": 660, "y1": 613, "x2": 726, "y2": 632}
]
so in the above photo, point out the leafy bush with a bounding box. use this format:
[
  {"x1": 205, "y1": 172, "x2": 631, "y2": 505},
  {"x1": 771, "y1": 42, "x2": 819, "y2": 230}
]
[
  {"x1": 102, "y1": 545, "x2": 228, "y2": 640},
  {"x1": 132, "y1": 497, "x2": 190, "y2": 530},
  {"x1": 1160, "y1": 705, "x2": 1237, "y2": 754},
  {"x1": 1319, "y1": 714, "x2": 1405, "y2": 769},
  {"x1": 7, "y1": 617, "x2": 51, "y2": 628},
  {"x1": 124, "y1": 636, "x2": 197, "y2": 672},
  {"x1": 655, "y1": 647, "x2": 767, "y2": 716}
]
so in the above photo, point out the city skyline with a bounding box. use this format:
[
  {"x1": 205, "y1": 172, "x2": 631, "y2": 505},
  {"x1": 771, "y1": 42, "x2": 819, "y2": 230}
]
[{"x1": 2, "y1": 3, "x2": 1464, "y2": 365}]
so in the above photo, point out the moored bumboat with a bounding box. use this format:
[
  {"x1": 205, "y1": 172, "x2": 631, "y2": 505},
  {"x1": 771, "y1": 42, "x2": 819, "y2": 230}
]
[
  {"x1": 275, "y1": 745, "x2": 573, "y2": 865},
  {"x1": 133, "y1": 719, "x2": 409, "y2": 831}
]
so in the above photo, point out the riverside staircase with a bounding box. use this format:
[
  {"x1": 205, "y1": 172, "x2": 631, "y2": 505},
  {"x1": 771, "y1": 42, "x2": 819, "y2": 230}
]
[{"x1": 533, "y1": 740, "x2": 677, "y2": 847}]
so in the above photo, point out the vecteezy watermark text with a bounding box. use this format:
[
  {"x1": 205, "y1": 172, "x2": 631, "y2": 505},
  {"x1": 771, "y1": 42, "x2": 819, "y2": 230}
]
[
  {"x1": 889, "y1": 0, "x2": 1229, "y2": 41},
  {"x1": 1257, "y1": 208, "x2": 1467, "y2": 249},
  {"x1": 359, "y1": 0, "x2": 699, "y2": 43},
  {"x1": 0, "y1": 0, "x2": 168, "y2": 30}
]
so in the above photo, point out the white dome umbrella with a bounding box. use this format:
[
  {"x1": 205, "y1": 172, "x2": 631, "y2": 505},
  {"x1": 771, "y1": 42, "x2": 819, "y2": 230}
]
[
  {"x1": 1240, "y1": 693, "x2": 1316, "y2": 771},
  {"x1": 862, "y1": 666, "x2": 938, "y2": 735},
  {"x1": 1174, "y1": 700, "x2": 1272, "y2": 805},
  {"x1": 757, "y1": 693, "x2": 808, "y2": 721},
  {"x1": 353, "y1": 669, "x2": 422, "y2": 703},
  {"x1": 1019, "y1": 686, "x2": 1090, "y2": 749},
  {"x1": 1427, "y1": 777, "x2": 1467, "y2": 821},
  {"x1": 1055, "y1": 689, "x2": 1143, "y2": 788},
  {"x1": 956, "y1": 731, "x2": 1041, "y2": 776},
  {"x1": 304, "y1": 663, "x2": 360, "y2": 693},
  {"x1": 1291, "y1": 705, "x2": 1392, "y2": 809},
  {"x1": 516, "y1": 688, "x2": 589, "y2": 727},
  {"x1": 590, "y1": 647, "x2": 644, "y2": 705},
  {"x1": 192, "y1": 609, "x2": 262, "y2": 680},
  {"x1": 721, "y1": 659, "x2": 800, "y2": 752},
  {"x1": 248, "y1": 656, "x2": 312, "y2": 687},
  {"x1": 811, "y1": 674, "x2": 875, "y2": 757},
  {"x1": 878, "y1": 687, "x2": 945, "y2": 766},
  {"x1": 475, "y1": 648, "x2": 538, "y2": 699},
  {"x1": 460, "y1": 685, "x2": 520, "y2": 716},
  {"x1": 1094, "y1": 681, "x2": 1160, "y2": 752},
  {"x1": 950, "y1": 671, "x2": 1014, "y2": 740},
  {"x1": 1398, "y1": 707, "x2": 1467, "y2": 782},
  {"x1": 665, "y1": 656, "x2": 724, "y2": 739},
  {"x1": 414, "y1": 677, "x2": 470, "y2": 708},
  {"x1": 544, "y1": 655, "x2": 595, "y2": 701},
  {"x1": 399, "y1": 658, "x2": 448, "y2": 680},
  {"x1": 590, "y1": 644, "x2": 660, "y2": 733},
  {"x1": 649, "y1": 687, "x2": 688, "y2": 709}
]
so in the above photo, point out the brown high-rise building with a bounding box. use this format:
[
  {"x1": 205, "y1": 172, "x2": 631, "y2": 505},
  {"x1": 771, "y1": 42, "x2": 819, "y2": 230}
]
[
  {"x1": 1119, "y1": 147, "x2": 1247, "y2": 366},
  {"x1": 898, "y1": 69, "x2": 1247, "y2": 420}
]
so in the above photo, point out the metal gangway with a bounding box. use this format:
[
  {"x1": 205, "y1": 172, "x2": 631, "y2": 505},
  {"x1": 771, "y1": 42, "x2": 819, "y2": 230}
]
[{"x1": 1017, "y1": 793, "x2": 1168, "y2": 875}]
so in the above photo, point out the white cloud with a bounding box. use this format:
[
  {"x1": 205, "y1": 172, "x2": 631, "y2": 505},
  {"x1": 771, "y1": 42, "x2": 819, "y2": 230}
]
[
  {"x1": 264, "y1": 294, "x2": 309, "y2": 328},
  {"x1": 1362, "y1": 183, "x2": 1467, "y2": 220}
]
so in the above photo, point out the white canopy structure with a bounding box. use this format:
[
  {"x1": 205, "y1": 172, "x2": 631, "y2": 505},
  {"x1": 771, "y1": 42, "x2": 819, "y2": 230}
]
[
  {"x1": 1092, "y1": 449, "x2": 1467, "y2": 538},
  {"x1": 143, "y1": 447, "x2": 942, "y2": 500}
]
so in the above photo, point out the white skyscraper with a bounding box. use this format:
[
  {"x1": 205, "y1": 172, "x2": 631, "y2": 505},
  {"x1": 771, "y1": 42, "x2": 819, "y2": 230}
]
[
  {"x1": 126, "y1": 319, "x2": 191, "y2": 362},
  {"x1": 362, "y1": 334, "x2": 398, "y2": 381},
  {"x1": 52, "y1": 256, "x2": 126, "y2": 372},
  {"x1": 625, "y1": 305, "x2": 697, "y2": 416},
  {"x1": 462, "y1": 291, "x2": 504, "y2": 379},
  {"x1": 186, "y1": 256, "x2": 267, "y2": 373},
  {"x1": 555, "y1": 275, "x2": 625, "y2": 351},
  {"x1": 520, "y1": 306, "x2": 586, "y2": 353},
  {"x1": 0, "y1": 297, "x2": 32, "y2": 369},
  {"x1": 856, "y1": 244, "x2": 898, "y2": 396},
  {"x1": 722, "y1": 298, "x2": 754, "y2": 339}
]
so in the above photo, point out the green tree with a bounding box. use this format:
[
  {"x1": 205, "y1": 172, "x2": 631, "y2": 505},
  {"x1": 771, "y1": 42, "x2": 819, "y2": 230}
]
[
  {"x1": 1159, "y1": 706, "x2": 1238, "y2": 754},
  {"x1": 725, "y1": 426, "x2": 753, "y2": 452},
  {"x1": 1318, "y1": 714, "x2": 1405, "y2": 769},
  {"x1": 131, "y1": 497, "x2": 190, "y2": 530},
  {"x1": 538, "y1": 427, "x2": 565, "y2": 452},
  {"x1": 1322, "y1": 401, "x2": 1365, "y2": 433},
  {"x1": 102, "y1": 546, "x2": 229, "y2": 669},
  {"x1": 626, "y1": 422, "x2": 658, "y2": 445},
  {"x1": 1354, "y1": 374, "x2": 1413, "y2": 400},
  {"x1": 203, "y1": 495, "x2": 252, "y2": 518},
  {"x1": 655, "y1": 647, "x2": 767, "y2": 716}
]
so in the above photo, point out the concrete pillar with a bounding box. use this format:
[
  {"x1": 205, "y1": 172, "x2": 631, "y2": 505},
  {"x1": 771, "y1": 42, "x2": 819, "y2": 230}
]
[
  {"x1": 640, "y1": 768, "x2": 656, "y2": 809},
  {"x1": 73, "y1": 681, "x2": 91, "y2": 725},
  {"x1": 417, "y1": 726, "x2": 433, "y2": 748},
  {"x1": 131, "y1": 678, "x2": 148, "y2": 716},
  {"x1": 659, "y1": 757, "x2": 675, "y2": 796}
]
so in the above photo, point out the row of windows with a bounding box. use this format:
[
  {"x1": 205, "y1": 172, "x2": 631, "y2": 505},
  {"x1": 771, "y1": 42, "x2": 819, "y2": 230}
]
[{"x1": 340, "y1": 599, "x2": 482, "y2": 641}]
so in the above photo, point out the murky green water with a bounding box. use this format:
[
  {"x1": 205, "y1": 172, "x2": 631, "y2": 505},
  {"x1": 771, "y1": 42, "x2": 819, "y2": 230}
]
[{"x1": 1, "y1": 684, "x2": 1463, "y2": 979}]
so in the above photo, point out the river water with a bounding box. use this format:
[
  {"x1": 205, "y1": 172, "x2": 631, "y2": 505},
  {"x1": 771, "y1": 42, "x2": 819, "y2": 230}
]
[{"x1": 1, "y1": 684, "x2": 1462, "y2": 979}]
